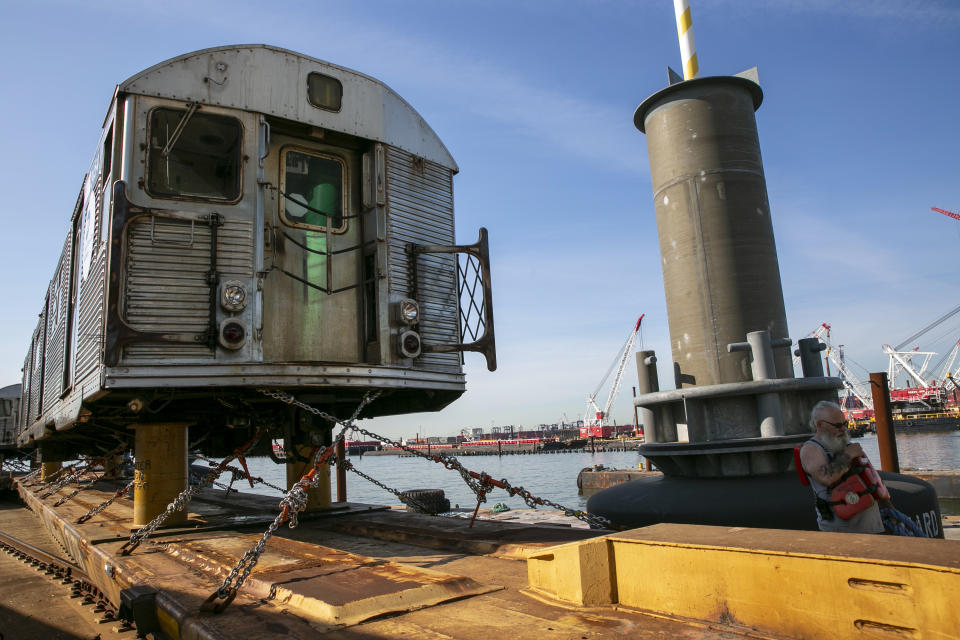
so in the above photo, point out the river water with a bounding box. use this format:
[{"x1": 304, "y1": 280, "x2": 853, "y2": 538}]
[{"x1": 237, "y1": 431, "x2": 960, "y2": 514}]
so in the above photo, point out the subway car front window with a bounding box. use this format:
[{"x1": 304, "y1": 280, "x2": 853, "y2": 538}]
[
  {"x1": 280, "y1": 149, "x2": 345, "y2": 232},
  {"x1": 147, "y1": 108, "x2": 242, "y2": 201}
]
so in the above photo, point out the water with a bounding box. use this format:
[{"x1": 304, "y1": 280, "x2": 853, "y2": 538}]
[
  {"x1": 236, "y1": 431, "x2": 960, "y2": 512},
  {"x1": 857, "y1": 431, "x2": 960, "y2": 471},
  {"x1": 241, "y1": 450, "x2": 637, "y2": 511}
]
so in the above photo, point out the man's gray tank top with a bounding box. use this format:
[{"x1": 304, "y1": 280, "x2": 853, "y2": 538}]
[{"x1": 805, "y1": 437, "x2": 884, "y2": 534}]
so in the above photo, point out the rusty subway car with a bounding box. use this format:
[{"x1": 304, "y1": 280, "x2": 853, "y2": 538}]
[{"x1": 17, "y1": 45, "x2": 495, "y2": 459}]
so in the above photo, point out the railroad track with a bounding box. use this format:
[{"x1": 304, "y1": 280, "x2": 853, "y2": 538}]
[{"x1": 0, "y1": 528, "x2": 130, "y2": 632}]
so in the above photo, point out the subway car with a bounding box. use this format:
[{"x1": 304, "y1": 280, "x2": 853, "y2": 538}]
[{"x1": 18, "y1": 45, "x2": 495, "y2": 457}]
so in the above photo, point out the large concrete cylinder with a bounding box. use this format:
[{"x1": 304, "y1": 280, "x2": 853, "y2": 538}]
[{"x1": 635, "y1": 76, "x2": 790, "y2": 388}]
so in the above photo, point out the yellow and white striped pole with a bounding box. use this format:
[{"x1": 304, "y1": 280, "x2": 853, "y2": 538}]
[{"x1": 673, "y1": 0, "x2": 699, "y2": 80}]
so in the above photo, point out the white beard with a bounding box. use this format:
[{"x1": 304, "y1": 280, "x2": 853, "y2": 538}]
[{"x1": 820, "y1": 429, "x2": 850, "y2": 455}]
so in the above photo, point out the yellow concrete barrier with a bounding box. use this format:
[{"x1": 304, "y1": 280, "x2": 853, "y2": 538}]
[{"x1": 527, "y1": 524, "x2": 960, "y2": 639}]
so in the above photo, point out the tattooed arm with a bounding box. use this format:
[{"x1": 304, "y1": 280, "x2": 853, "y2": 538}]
[{"x1": 800, "y1": 442, "x2": 860, "y2": 488}]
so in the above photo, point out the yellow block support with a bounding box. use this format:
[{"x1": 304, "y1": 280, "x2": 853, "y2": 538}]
[
  {"x1": 525, "y1": 536, "x2": 615, "y2": 606},
  {"x1": 285, "y1": 442, "x2": 331, "y2": 511},
  {"x1": 40, "y1": 460, "x2": 62, "y2": 482},
  {"x1": 133, "y1": 423, "x2": 188, "y2": 527},
  {"x1": 528, "y1": 524, "x2": 960, "y2": 639}
]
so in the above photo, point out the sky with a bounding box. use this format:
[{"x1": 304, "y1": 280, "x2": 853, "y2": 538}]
[{"x1": 1, "y1": 0, "x2": 958, "y2": 440}]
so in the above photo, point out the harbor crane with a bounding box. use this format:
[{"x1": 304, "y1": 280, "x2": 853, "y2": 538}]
[
  {"x1": 823, "y1": 337, "x2": 875, "y2": 413},
  {"x1": 886, "y1": 303, "x2": 960, "y2": 386},
  {"x1": 584, "y1": 315, "x2": 644, "y2": 428},
  {"x1": 934, "y1": 340, "x2": 960, "y2": 392},
  {"x1": 932, "y1": 206, "x2": 960, "y2": 222},
  {"x1": 883, "y1": 344, "x2": 937, "y2": 389}
]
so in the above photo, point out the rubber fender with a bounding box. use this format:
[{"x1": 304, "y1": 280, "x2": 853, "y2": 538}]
[{"x1": 400, "y1": 488, "x2": 450, "y2": 515}]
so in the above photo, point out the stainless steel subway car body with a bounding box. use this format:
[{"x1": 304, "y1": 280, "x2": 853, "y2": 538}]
[{"x1": 17, "y1": 46, "x2": 495, "y2": 454}]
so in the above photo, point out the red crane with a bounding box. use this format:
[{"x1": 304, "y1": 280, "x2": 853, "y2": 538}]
[{"x1": 932, "y1": 207, "x2": 960, "y2": 222}]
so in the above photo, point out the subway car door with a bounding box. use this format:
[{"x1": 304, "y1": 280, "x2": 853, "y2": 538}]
[{"x1": 261, "y1": 132, "x2": 362, "y2": 363}]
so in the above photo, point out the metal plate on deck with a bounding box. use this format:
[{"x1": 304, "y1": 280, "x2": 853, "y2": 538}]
[{"x1": 164, "y1": 533, "x2": 501, "y2": 627}]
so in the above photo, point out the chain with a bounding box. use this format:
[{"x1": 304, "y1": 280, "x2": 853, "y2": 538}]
[
  {"x1": 38, "y1": 444, "x2": 127, "y2": 499},
  {"x1": 193, "y1": 454, "x2": 287, "y2": 493},
  {"x1": 76, "y1": 480, "x2": 135, "y2": 524},
  {"x1": 346, "y1": 422, "x2": 490, "y2": 500},
  {"x1": 203, "y1": 391, "x2": 378, "y2": 614},
  {"x1": 487, "y1": 474, "x2": 613, "y2": 529},
  {"x1": 119, "y1": 427, "x2": 269, "y2": 556},
  {"x1": 328, "y1": 413, "x2": 612, "y2": 529},
  {"x1": 336, "y1": 459, "x2": 433, "y2": 513},
  {"x1": 54, "y1": 474, "x2": 104, "y2": 507},
  {"x1": 2, "y1": 458, "x2": 31, "y2": 473},
  {"x1": 36, "y1": 461, "x2": 87, "y2": 497},
  {"x1": 20, "y1": 467, "x2": 42, "y2": 483}
]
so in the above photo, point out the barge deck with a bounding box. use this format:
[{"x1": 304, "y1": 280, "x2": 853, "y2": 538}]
[
  {"x1": 5, "y1": 477, "x2": 739, "y2": 639},
  {"x1": 6, "y1": 475, "x2": 960, "y2": 639}
]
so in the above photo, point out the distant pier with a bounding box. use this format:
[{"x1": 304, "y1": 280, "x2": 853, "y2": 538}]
[{"x1": 363, "y1": 439, "x2": 644, "y2": 457}]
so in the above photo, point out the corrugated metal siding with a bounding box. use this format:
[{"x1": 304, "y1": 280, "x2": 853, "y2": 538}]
[
  {"x1": 121, "y1": 215, "x2": 253, "y2": 361},
  {"x1": 19, "y1": 352, "x2": 31, "y2": 437},
  {"x1": 42, "y1": 238, "x2": 71, "y2": 409},
  {"x1": 75, "y1": 245, "x2": 106, "y2": 381},
  {"x1": 74, "y1": 179, "x2": 108, "y2": 384},
  {"x1": 28, "y1": 326, "x2": 43, "y2": 421},
  {"x1": 219, "y1": 220, "x2": 254, "y2": 277},
  {"x1": 385, "y1": 147, "x2": 461, "y2": 373}
]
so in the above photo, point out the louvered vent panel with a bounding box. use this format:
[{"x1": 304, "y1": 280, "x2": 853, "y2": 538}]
[
  {"x1": 125, "y1": 216, "x2": 211, "y2": 331},
  {"x1": 122, "y1": 216, "x2": 211, "y2": 360},
  {"x1": 385, "y1": 148, "x2": 460, "y2": 373}
]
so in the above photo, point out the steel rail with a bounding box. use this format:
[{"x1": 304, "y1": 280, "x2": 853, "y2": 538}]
[
  {"x1": 0, "y1": 528, "x2": 128, "y2": 629},
  {"x1": 0, "y1": 528, "x2": 87, "y2": 579}
]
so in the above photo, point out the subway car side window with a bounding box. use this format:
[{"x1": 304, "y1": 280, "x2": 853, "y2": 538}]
[{"x1": 146, "y1": 108, "x2": 242, "y2": 201}]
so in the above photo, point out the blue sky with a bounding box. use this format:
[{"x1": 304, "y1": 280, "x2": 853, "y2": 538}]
[{"x1": 1, "y1": 1, "x2": 958, "y2": 439}]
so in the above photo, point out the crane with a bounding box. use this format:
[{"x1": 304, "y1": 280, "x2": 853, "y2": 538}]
[
  {"x1": 821, "y1": 336, "x2": 874, "y2": 413},
  {"x1": 883, "y1": 344, "x2": 936, "y2": 389},
  {"x1": 932, "y1": 206, "x2": 960, "y2": 222},
  {"x1": 934, "y1": 339, "x2": 960, "y2": 390},
  {"x1": 583, "y1": 315, "x2": 644, "y2": 433}
]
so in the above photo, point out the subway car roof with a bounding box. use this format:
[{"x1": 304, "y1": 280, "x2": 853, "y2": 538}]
[{"x1": 119, "y1": 44, "x2": 458, "y2": 171}]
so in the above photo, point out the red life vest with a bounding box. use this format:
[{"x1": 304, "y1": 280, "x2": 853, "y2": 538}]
[{"x1": 793, "y1": 447, "x2": 890, "y2": 520}]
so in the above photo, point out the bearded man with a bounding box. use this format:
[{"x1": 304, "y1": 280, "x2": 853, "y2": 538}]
[{"x1": 799, "y1": 401, "x2": 885, "y2": 534}]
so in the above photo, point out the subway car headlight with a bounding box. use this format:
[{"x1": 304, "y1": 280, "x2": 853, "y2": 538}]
[
  {"x1": 398, "y1": 330, "x2": 421, "y2": 358},
  {"x1": 219, "y1": 320, "x2": 247, "y2": 350},
  {"x1": 396, "y1": 298, "x2": 420, "y2": 325},
  {"x1": 220, "y1": 280, "x2": 248, "y2": 312}
]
